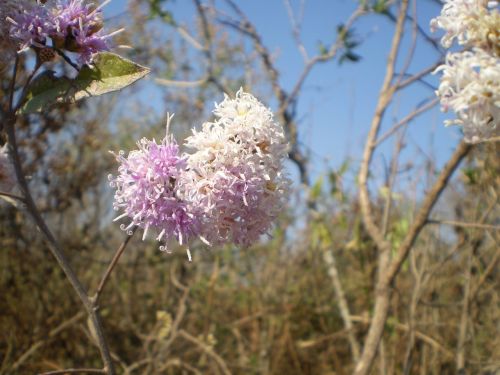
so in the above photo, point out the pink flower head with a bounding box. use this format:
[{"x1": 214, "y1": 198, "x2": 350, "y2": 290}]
[
  {"x1": 109, "y1": 117, "x2": 201, "y2": 248},
  {"x1": 7, "y1": 0, "x2": 119, "y2": 64},
  {"x1": 8, "y1": 2, "x2": 51, "y2": 52}
]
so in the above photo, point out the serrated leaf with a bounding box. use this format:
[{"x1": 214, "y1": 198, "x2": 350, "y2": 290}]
[{"x1": 19, "y1": 52, "x2": 150, "y2": 114}]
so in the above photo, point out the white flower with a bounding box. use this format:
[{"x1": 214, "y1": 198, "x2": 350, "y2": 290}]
[
  {"x1": 434, "y1": 49, "x2": 500, "y2": 143},
  {"x1": 431, "y1": 0, "x2": 499, "y2": 51},
  {"x1": 180, "y1": 89, "x2": 290, "y2": 246},
  {"x1": 0, "y1": 144, "x2": 16, "y2": 192}
]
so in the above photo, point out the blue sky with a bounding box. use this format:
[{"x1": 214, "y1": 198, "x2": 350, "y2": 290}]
[{"x1": 104, "y1": 0, "x2": 460, "y2": 187}]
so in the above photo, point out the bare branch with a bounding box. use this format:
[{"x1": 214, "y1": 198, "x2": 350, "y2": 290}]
[
  {"x1": 38, "y1": 369, "x2": 106, "y2": 375},
  {"x1": 11, "y1": 312, "x2": 85, "y2": 372},
  {"x1": 426, "y1": 219, "x2": 500, "y2": 231},
  {"x1": 5, "y1": 115, "x2": 115, "y2": 373},
  {"x1": 93, "y1": 228, "x2": 137, "y2": 303},
  {"x1": 178, "y1": 330, "x2": 232, "y2": 375},
  {"x1": 323, "y1": 248, "x2": 361, "y2": 361}
]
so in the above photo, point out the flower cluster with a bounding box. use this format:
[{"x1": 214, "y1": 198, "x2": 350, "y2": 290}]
[
  {"x1": 431, "y1": 0, "x2": 500, "y2": 143},
  {"x1": 109, "y1": 116, "x2": 201, "y2": 251},
  {"x1": 0, "y1": 144, "x2": 16, "y2": 193},
  {"x1": 110, "y1": 91, "x2": 290, "y2": 256},
  {"x1": 181, "y1": 89, "x2": 290, "y2": 246},
  {"x1": 430, "y1": 0, "x2": 500, "y2": 50},
  {"x1": 434, "y1": 49, "x2": 500, "y2": 142},
  {"x1": 6, "y1": 0, "x2": 118, "y2": 64}
]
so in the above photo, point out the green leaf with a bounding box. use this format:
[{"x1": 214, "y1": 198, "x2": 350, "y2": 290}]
[
  {"x1": 19, "y1": 52, "x2": 150, "y2": 114},
  {"x1": 310, "y1": 175, "x2": 324, "y2": 201},
  {"x1": 317, "y1": 41, "x2": 328, "y2": 56},
  {"x1": 373, "y1": 0, "x2": 389, "y2": 13}
]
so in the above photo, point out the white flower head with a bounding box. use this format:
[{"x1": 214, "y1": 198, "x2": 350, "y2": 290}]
[
  {"x1": 0, "y1": 144, "x2": 16, "y2": 192},
  {"x1": 181, "y1": 89, "x2": 291, "y2": 246},
  {"x1": 431, "y1": 0, "x2": 500, "y2": 52},
  {"x1": 434, "y1": 49, "x2": 500, "y2": 143}
]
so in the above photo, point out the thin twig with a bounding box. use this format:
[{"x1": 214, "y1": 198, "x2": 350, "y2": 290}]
[
  {"x1": 13, "y1": 61, "x2": 42, "y2": 113},
  {"x1": 94, "y1": 228, "x2": 137, "y2": 302},
  {"x1": 375, "y1": 98, "x2": 439, "y2": 146},
  {"x1": 426, "y1": 219, "x2": 500, "y2": 231},
  {"x1": 8, "y1": 55, "x2": 19, "y2": 112},
  {"x1": 396, "y1": 62, "x2": 441, "y2": 91},
  {"x1": 384, "y1": 141, "x2": 473, "y2": 284},
  {"x1": 178, "y1": 330, "x2": 232, "y2": 375},
  {"x1": 54, "y1": 48, "x2": 80, "y2": 72},
  {"x1": 456, "y1": 246, "x2": 473, "y2": 371},
  {"x1": 155, "y1": 77, "x2": 208, "y2": 88},
  {"x1": 38, "y1": 369, "x2": 106, "y2": 375},
  {"x1": 322, "y1": 247, "x2": 360, "y2": 361},
  {"x1": 471, "y1": 241, "x2": 500, "y2": 298},
  {"x1": 0, "y1": 190, "x2": 26, "y2": 203},
  {"x1": 11, "y1": 312, "x2": 85, "y2": 372},
  {"x1": 350, "y1": 315, "x2": 455, "y2": 359}
]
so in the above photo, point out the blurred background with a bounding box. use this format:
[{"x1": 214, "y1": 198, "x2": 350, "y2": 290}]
[{"x1": 0, "y1": 0, "x2": 499, "y2": 374}]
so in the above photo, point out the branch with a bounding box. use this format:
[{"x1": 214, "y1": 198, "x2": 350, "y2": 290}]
[
  {"x1": 93, "y1": 228, "x2": 137, "y2": 303},
  {"x1": 178, "y1": 330, "x2": 232, "y2": 375},
  {"x1": 38, "y1": 369, "x2": 106, "y2": 375},
  {"x1": 426, "y1": 219, "x2": 500, "y2": 231},
  {"x1": 350, "y1": 315, "x2": 455, "y2": 359},
  {"x1": 322, "y1": 248, "x2": 360, "y2": 361},
  {"x1": 5, "y1": 117, "x2": 115, "y2": 374},
  {"x1": 354, "y1": 1, "x2": 409, "y2": 374},
  {"x1": 11, "y1": 312, "x2": 85, "y2": 372},
  {"x1": 0, "y1": 190, "x2": 26, "y2": 203},
  {"x1": 375, "y1": 97, "x2": 439, "y2": 146},
  {"x1": 456, "y1": 246, "x2": 473, "y2": 371},
  {"x1": 384, "y1": 141, "x2": 473, "y2": 285}
]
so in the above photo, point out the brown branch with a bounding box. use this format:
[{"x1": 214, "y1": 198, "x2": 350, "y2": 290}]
[
  {"x1": 11, "y1": 312, "x2": 85, "y2": 372},
  {"x1": 178, "y1": 330, "x2": 232, "y2": 375},
  {"x1": 350, "y1": 315, "x2": 455, "y2": 359},
  {"x1": 456, "y1": 246, "x2": 473, "y2": 371},
  {"x1": 471, "y1": 241, "x2": 500, "y2": 299},
  {"x1": 193, "y1": 0, "x2": 230, "y2": 94},
  {"x1": 38, "y1": 369, "x2": 106, "y2": 375},
  {"x1": 0, "y1": 190, "x2": 26, "y2": 203},
  {"x1": 93, "y1": 228, "x2": 137, "y2": 303},
  {"x1": 396, "y1": 61, "x2": 441, "y2": 91},
  {"x1": 8, "y1": 55, "x2": 19, "y2": 112},
  {"x1": 354, "y1": 1, "x2": 409, "y2": 374},
  {"x1": 384, "y1": 141, "x2": 473, "y2": 285},
  {"x1": 5, "y1": 115, "x2": 115, "y2": 373},
  {"x1": 426, "y1": 219, "x2": 500, "y2": 231},
  {"x1": 375, "y1": 97, "x2": 439, "y2": 146},
  {"x1": 322, "y1": 248, "x2": 360, "y2": 361}
]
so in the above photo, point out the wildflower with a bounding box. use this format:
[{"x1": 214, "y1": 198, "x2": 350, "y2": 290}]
[
  {"x1": 434, "y1": 49, "x2": 500, "y2": 143},
  {"x1": 181, "y1": 89, "x2": 290, "y2": 246},
  {"x1": 430, "y1": 0, "x2": 500, "y2": 52},
  {"x1": 50, "y1": 0, "x2": 105, "y2": 39},
  {"x1": 50, "y1": 0, "x2": 116, "y2": 64},
  {"x1": 7, "y1": 0, "x2": 118, "y2": 65},
  {"x1": 109, "y1": 116, "x2": 200, "y2": 248},
  {"x1": 0, "y1": 0, "x2": 26, "y2": 62},
  {"x1": 0, "y1": 144, "x2": 16, "y2": 193},
  {"x1": 7, "y1": 2, "x2": 51, "y2": 52}
]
